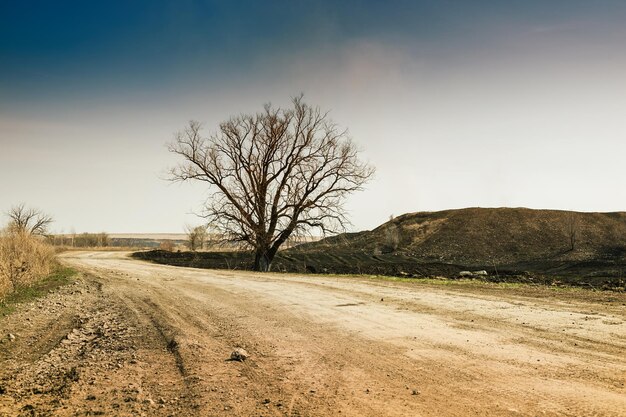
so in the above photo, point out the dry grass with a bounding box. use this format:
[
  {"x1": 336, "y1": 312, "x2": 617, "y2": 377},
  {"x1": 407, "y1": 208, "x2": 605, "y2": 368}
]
[
  {"x1": 0, "y1": 265, "x2": 76, "y2": 317},
  {"x1": 0, "y1": 229, "x2": 55, "y2": 300}
]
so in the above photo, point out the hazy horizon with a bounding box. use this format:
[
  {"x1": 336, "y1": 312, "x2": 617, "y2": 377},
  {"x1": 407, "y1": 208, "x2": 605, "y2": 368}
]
[{"x1": 3, "y1": 1, "x2": 626, "y2": 234}]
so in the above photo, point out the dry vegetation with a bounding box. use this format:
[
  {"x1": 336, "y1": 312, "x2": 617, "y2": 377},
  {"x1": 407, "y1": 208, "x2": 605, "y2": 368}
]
[
  {"x1": 0, "y1": 205, "x2": 58, "y2": 301},
  {"x1": 0, "y1": 230, "x2": 55, "y2": 300},
  {"x1": 48, "y1": 232, "x2": 110, "y2": 248}
]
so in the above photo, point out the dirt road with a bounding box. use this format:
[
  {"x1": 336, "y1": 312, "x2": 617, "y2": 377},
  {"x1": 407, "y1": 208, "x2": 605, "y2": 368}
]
[{"x1": 1, "y1": 251, "x2": 625, "y2": 416}]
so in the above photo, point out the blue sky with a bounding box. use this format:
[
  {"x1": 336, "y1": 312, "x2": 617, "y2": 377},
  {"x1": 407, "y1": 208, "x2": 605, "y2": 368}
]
[
  {"x1": 2, "y1": 1, "x2": 626, "y2": 232},
  {"x1": 5, "y1": 0, "x2": 624, "y2": 103}
]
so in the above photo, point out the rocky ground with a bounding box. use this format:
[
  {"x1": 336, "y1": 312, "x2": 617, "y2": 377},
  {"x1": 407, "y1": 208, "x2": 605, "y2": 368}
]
[{"x1": 0, "y1": 275, "x2": 205, "y2": 416}]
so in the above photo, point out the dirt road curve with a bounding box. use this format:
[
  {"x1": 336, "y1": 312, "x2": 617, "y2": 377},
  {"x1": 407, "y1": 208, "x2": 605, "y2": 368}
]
[{"x1": 1, "y1": 251, "x2": 625, "y2": 416}]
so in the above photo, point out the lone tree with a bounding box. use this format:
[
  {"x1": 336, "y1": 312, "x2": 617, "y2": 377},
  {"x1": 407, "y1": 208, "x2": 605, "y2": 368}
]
[
  {"x1": 6, "y1": 204, "x2": 53, "y2": 236},
  {"x1": 169, "y1": 96, "x2": 374, "y2": 271}
]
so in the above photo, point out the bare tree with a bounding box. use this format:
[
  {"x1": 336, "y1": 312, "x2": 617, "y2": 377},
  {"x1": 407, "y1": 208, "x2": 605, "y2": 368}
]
[
  {"x1": 186, "y1": 224, "x2": 208, "y2": 251},
  {"x1": 97, "y1": 232, "x2": 110, "y2": 247},
  {"x1": 6, "y1": 204, "x2": 53, "y2": 236},
  {"x1": 169, "y1": 96, "x2": 374, "y2": 271}
]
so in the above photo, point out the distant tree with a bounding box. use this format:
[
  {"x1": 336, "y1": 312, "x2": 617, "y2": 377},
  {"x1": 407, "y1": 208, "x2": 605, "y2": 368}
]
[
  {"x1": 159, "y1": 240, "x2": 175, "y2": 251},
  {"x1": 97, "y1": 232, "x2": 110, "y2": 247},
  {"x1": 54, "y1": 229, "x2": 64, "y2": 246},
  {"x1": 75, "y1": 233, "x2": 93, "y2": 247},
  {"x1": 73, "y1": 232, "x2": 110, "y2": 247},
  {"x1": 186, "y1": 224, "x2": 208, "y2": 251},
  {"x1": 169, "y1": 96, "x2": 374, "y2": 271},
  {"x1": 6, "y1": 204, "x2": 53, "y2": 236}
]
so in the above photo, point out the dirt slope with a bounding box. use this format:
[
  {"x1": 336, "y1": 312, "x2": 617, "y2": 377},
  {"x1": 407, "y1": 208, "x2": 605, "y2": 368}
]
[
  {"x1": 303, "y1": 207, "x2": 626, "y2": 264},
  {"x1": 2, "y1": 251, "x2": 625, "y2": 416}
]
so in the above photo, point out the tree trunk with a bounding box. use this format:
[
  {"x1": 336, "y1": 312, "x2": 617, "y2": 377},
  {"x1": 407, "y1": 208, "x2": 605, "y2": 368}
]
[
  {"x1": 253, "y1": 247, "x2": 273, "y2": 272},
  {"x1": 253, "y1": 228, "x2": 295, "y2": 272}
]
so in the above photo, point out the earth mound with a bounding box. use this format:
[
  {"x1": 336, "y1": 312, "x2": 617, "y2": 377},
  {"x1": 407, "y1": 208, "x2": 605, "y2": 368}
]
[{"x1": 299, "y1": 207, "x2": 626, "y2": 266}]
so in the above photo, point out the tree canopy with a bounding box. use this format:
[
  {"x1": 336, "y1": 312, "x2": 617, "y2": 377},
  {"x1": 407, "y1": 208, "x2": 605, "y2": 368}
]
[
  {"x1": 169, "y1": 96, "x2": 374, "y2": 271},
  {"x1": 6, "y1": 204, "x2": 53, "y2": 236}
]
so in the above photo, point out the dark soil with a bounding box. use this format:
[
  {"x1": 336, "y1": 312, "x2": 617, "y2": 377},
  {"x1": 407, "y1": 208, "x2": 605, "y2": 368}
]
[{"x1": 132, "y1": 249, "x2": 625, "y2": 291}]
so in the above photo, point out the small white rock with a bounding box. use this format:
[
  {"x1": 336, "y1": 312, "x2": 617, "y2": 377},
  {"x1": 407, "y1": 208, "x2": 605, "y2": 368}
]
[{"x1": 230, "y1": 348, "x2": 249, "y2": 362}]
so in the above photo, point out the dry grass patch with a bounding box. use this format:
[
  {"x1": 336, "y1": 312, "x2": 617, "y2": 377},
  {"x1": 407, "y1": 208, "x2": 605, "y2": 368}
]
[
  {"x1": 0, "y1": 230, "x2": 55, "y2": 300},
  {"x1": 0, "y1": 265, "x2": 77, "y2": 317}
]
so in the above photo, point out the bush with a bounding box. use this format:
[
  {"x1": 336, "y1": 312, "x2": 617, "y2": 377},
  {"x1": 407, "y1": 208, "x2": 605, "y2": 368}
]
[
  {"x1": 159, "y1": 240, "x2": 175, "y2": 251},
  {"x1": 0, "y1": 230, "x2": 55, "y2": 300}
]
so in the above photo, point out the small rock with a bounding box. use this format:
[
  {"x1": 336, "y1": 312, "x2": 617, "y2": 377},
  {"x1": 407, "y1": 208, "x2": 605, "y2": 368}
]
[
  {"x1": 230, "y1": 348, "x2": 249, "y2": 362},
  {"x1": 66, "y1": 367, "x2": 80, "y2": 382},
  {"x1": 7, "y1": 333, "x2": 16, "y2": 342},
  {"x1": 86, "y1": 394, "x2": 97, "y2": 401},
  {"x1": 412, "y1": 389, "x2": 420, "y2": 395}
]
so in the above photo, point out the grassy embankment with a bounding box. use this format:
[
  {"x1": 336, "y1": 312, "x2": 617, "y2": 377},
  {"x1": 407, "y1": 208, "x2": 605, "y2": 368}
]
[
  {"x1": 0, "y1": 230, "x2": 78, "y2": 317},
  {"x1": 0, "y1": 265, "x2": 77, "y2": 317}
]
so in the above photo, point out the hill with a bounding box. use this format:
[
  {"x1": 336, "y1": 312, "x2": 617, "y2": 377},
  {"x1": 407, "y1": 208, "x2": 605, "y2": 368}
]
[
  {"x1": 299, "y1": 207, "x2": 626, "y2": 265},
  {"x1": 134, "y1": 208, "x2": 626, "y2": 290},
  {"x1": 283, "y1": 207, "x2": 626, "y2": 287}
]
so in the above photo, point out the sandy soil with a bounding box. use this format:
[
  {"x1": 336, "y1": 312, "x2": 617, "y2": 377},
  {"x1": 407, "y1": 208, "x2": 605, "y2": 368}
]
[{"x1": 1, "y1": 251, "x2": 625, "y2": 416}]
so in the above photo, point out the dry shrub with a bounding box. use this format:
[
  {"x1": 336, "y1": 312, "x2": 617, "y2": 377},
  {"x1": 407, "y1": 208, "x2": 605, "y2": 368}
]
[
  {"x1": 159, "y1": 240, "x2": 175, "y2": 251},
  {"x1": 0, "y1": 229, "x2": 55, "y2": 300}
]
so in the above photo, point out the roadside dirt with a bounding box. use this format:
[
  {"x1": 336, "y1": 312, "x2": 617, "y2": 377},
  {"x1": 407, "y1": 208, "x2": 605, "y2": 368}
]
[{"x1": 1, "y1": 251, "x2": 625, "y2": 416}]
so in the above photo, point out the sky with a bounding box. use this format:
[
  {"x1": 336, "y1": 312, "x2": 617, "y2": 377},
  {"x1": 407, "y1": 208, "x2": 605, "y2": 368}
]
[{"x1": 1, "y1": 0, "x2": 626, "y2": 233}]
